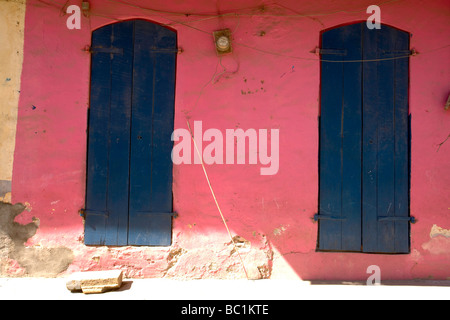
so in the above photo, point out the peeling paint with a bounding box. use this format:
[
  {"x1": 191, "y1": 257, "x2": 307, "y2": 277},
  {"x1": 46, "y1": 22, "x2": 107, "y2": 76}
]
[
  {"x1": 0, "y1": 180, "x2": 11, "y2": 198},
  {"x1": 422, "y1": 237, "x2": 450, "y2": 255},
  {"x1": 430, "y1": 224, "x2": 450, "y2": 238},
  {"x1": 165, "y1": 247, "x2": 186, "y2": 274},
  {"x1": 0, "y1": 202, "x2": 73, "y2": 276},
  {"x1": 0, "y1": 192, "x2": 11, "y2": 204},
  {"x1": 228, "y1": 235, "x2": 251, "y2": 254},
  {"x1": 273, "y1": 225, "x2": 287, "y2": 236}
]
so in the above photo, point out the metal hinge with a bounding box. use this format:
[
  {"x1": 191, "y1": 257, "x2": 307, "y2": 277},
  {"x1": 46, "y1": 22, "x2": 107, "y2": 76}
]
[
  {"x1": 136, "y1": 211, "x2": 179, "y2": 218},
  {"x1": 79, "y1": 209, "x2": 178, "y2": 219},
  {"x1": 381, "y1": 49, "x2": 418, "y2": 56},
  {"x1": 79, "y1": 209, "x2": 109, "y2": 218},
  {"x1": 147, "y1": 47, "x2": 180, "y2": 53},
  {"x1": 314, "y1": 47, "x2": 347, "y2": 56},
  {"x1": 313, "y1": 214, "x2": 346, "y2": 221},
  {"x1": 87, "y1": 46, "x2": 124, "y2": 55},
  {"x1": 313, "y1": 214, "x2": 416, "y2": 223},
  {"x1": 84, "y1": 45, "x2": 183, "y2": 55},
  {"x1": 314, "y1": 48, "x2": 417, "y2": 57},
  {"x1": 378, "y1": 216, "x2": 416, "y2": 223}
]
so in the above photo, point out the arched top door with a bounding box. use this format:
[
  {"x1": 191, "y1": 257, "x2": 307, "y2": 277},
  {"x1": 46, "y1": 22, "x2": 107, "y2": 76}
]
[
  {"x1": 85, "y1": 20, "x2": 177, "y2": 246},
  {"x1": 317, "y1": 22, "x2": 412, "y2": 253},
  {"x1": 91, "y1": 19, "x2": 177, "y2": 49},
  {"x1": 320, "y1": 21, "x2": 410, "y2": 63}
]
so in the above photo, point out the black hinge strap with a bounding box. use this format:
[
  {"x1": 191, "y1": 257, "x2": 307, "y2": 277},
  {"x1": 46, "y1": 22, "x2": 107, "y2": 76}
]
[
  {"x1": 313, "y1": 214, "x2": 346, "y2": 221},
  {"x1": 136, "y1": 212, "x2": 179, "y2": 218},
  {"x1": 87, "y1": 46, "x2": 179, "y2": 54},
  {"x1": 381, "y1": 49, "x2": 417, "y2": 56},
  {"x1": 148, "y1": 47, "x2": 179, "y2": 53},
  {"x1": 89, "y1": 47, "x2": 124, "y2": 55},
  {"x1": 79, "y1": 209, "x2": 109, "y2": 217},
  {"x1": 317, "y1": 48, "x2": 347, "y2": 56},
  {"x1": 378, "y1": 216, "x2": 416, "y2": 223}
]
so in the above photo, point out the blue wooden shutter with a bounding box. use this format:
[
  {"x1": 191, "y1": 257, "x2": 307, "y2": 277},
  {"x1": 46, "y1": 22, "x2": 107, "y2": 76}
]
[
  {"x1": 85, "y1": 20, "x2": 176, "y2": 246},
  {"x1": 127, "y1": 21, "x2": 176, "y2": 246},
  {"x1": 317, "y1": 22, "x2": 411, "y2": 253},
  {"x1": 361, "y1": 25, "x2": 410, "y2": 253},
  {"x1": 318, "y1": 23, "x2": 363, "y2": 252},
  {"x1": 85, "y1": 21, "x2": 134, "y2": 246}
]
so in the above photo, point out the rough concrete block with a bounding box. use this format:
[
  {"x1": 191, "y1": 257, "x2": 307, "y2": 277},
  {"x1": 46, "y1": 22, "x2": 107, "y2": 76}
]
[{"x1": 66, "y1": 270, "x2": 123, "y2": 294}]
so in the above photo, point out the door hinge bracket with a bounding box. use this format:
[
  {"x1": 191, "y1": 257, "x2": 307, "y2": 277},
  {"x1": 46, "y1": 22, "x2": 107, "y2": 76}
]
[
  {"x1": 148, "y1": 47, "x2": 180, "y2": 53},
  {"x1": 378, "y1": 216, "x2": 416, "y2": 223},
  {"x1": 85, "y1": 46, "x2": 124, "y2": 55},
  {"x1": 314, "y1": 47, "x2": 347, "y2": 56},
  {"x1": 381, "y1": 48, "x2": 418, "y2": 57},
  {"x1": 84, "y1": 45, "x2": 182, "y2": 54},
  {"x1": 313, "y1": 214, "x2": 347, "y2": 221},
  {"x1": 135, "y1": 211, "x2": 179, "y2": 218},
  {"x1": 81, "y1": 209, "x2": 110, "y2": 217}
]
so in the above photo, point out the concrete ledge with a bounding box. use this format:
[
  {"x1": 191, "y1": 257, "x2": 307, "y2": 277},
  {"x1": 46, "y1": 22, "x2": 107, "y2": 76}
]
[
  {"x1": 308, "y1": 280, "x2": 450, "y2": 286},
  {"x1": 1, "y1": 278, "x2": 449, "y2": 300}
]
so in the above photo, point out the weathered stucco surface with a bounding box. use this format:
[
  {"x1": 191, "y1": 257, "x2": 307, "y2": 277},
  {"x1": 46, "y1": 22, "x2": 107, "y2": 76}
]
[
  {"x1": 3, "y1": 0, "x2": 449, "y2": 280},
  {"x1": 0, "y1": 0, "x2": 26, "y2": 188},
  {"x1": 0, "y1": 202, "x2": 73, "y2": 276}
]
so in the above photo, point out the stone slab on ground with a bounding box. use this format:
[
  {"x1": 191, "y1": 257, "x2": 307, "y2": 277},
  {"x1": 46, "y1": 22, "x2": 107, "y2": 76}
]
[{"x1": 66, "y1": 270, "x2": 123, "y2": 294}]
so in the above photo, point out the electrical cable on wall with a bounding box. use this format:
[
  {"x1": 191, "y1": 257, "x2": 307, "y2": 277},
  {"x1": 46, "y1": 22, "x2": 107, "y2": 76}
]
[
  {"x1": 37, "y1": 0, "x2": 450, "y2": 63},
  {"x1": 108, "y1": 0, "x2": 403, "y2": 18},
  {"x1": 186, "y1": 120, "x2": 250, "y2": 280},
  {"x1": 37, "y1": 0, "x2": 402, "y2": 22}
]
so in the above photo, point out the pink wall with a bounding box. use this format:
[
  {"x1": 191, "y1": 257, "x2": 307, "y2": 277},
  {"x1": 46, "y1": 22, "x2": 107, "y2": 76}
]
[{"x1": 10, "y1": 0, "x2": 449, "y2": 279}]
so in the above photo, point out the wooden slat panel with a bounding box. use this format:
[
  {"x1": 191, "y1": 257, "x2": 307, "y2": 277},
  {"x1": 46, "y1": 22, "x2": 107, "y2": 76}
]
[
  {"x1": 393, "y1": 31, "x2": 410, "y2": 253},
  {"x1": 103, "y1": 21, "x2": 134, "y2": 245},
  {"x1": 340, "y1": 23, "x2": 363, "y2": 251},
  {"x1": 318, "y1": 23, "x2": 363, "y2": 251},
  {"x1": 376, "y1": 26, "x2": 396, "y2": 253},
  {"x1": 84, "y1": 25, "x2": 113, "y2": 245},
  {"x1": 128, "y1": 21, "x2": 176, "y2": 246},
  {"x1": 84, "y1": 22, "x2": 134, "y2": 245},
  {"x1": 318, "y1": 27, "x2": 344, "y2": 251},
  {"x1": 362, "y1": 25, "x2": 381, "y2": 253},
  {"x1": 362, "y1": 25, "x2": 410, "y2": 253}
]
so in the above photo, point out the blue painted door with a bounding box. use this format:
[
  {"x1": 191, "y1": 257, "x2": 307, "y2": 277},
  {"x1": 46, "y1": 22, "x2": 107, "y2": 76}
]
[
  {"x1": 85, "y1": 20, "x2": 176, "y2": 246},
  {"x1": 317, "y1": 22, "x2": 411, "y2": 253}
]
